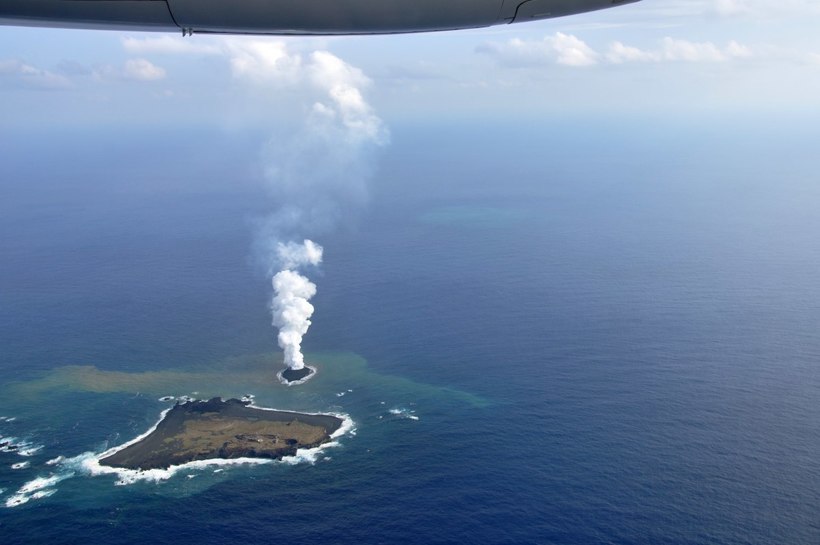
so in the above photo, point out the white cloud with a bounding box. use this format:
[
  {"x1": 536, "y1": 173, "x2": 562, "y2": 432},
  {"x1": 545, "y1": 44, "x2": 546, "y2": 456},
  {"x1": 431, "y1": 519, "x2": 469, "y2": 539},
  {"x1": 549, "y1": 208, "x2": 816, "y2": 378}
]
[
  {"x1": 123, "y1": 59, "x2": 167, "y2": 81},
  {"x1": 725, "y1": 41, "x2": 754, "y2": 58},
  {"x1": 713, "y1": 0, "x2": 752, "y2": 16},
  {"x1": 632, "y1": 0, "x2": 820, "y2": 18},
  {"x1": 710, "y1": 0, "x2": 820, "y2": 17},
  {"x1": 606, "y1": 38, "x2": 752, "y2": 63},
  {"x1": 92, "y1": 59, "x2": 167, "y2": 82},
  {"x1": 661, "y1": 37, "x2": 751, "y2": 61},
  {"x1": 121, "y1": 36, "x2": 222, "y2": 55},
  {"x1": 480, "y1": 33, "x2": 753, "y2": 68},
  {"x1": 477, "y1": 32, "x2": 599, "y2": 67},
  {"x1": 605, "y1": 42, "x2": 658, "y2": 63},
  {"x1": 551, "y1": 33, "x2": 600, "y2": 67},
  {"x1": 0, "y1": 59, "x2": 71, "y2": 89},
  {"x1": 223, "y1": 39, "x2": 304, "y2": 86}
]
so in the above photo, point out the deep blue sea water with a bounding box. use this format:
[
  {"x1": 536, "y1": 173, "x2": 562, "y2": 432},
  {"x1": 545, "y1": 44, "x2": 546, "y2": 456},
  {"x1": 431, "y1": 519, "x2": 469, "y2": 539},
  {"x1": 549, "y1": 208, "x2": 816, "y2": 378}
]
[{"x1": 1, "y1": 118, "x2": 819, "y2": 544}]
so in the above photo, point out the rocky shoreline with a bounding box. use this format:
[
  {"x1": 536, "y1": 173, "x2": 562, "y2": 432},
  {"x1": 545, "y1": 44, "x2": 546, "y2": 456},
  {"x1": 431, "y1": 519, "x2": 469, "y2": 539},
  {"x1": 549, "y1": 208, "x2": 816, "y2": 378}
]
[
  {"x1": 100, "y1": 398, "x2": 343, "y2": 471},
  {"x1": 281, "y1": 366, "x2": 314, "y2": 383}
]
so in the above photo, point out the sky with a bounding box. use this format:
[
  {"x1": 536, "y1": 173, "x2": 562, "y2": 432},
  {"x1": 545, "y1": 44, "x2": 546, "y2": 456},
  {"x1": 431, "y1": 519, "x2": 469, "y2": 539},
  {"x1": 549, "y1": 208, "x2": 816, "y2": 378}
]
[{"x1": 1, "y1": 0, "x2": 820, "y2": 128}]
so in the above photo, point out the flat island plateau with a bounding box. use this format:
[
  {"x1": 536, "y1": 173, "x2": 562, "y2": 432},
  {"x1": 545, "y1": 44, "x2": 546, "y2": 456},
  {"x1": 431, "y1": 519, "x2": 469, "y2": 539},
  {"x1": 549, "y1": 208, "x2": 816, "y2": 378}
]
[{"x1": 100, "y1": 398, "x2": 344, "y2": 470}]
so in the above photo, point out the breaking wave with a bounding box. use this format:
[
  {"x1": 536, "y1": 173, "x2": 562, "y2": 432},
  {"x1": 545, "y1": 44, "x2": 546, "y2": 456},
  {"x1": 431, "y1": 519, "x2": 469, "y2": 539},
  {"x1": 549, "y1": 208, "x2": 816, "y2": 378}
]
[
  {"x1": 5, "y1": 474, "x2": 69, "y2": 508},
  {"x1": 1, "y1": 420, "x2": 45, "y2": 458},
  {"x1": 388, "y1": 407, "x2": 419, "y2": 421},
  {"x1": 3, "y1": 403, "x2": 354, "y2": 508}
]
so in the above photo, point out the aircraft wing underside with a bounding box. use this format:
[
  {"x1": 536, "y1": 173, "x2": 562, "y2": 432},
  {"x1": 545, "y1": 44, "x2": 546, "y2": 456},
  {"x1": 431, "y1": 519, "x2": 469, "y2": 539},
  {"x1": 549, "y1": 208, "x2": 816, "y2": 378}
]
[{"x1": 0, "y1": 0, "x2": 639, "y2": 35}]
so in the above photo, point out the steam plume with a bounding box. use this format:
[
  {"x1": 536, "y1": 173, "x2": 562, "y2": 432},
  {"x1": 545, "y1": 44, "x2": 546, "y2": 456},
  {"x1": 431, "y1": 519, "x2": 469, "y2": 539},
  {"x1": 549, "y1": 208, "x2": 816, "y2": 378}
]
[
  {"x1": 223, "y1": 40, "x2": 387, "y2": 375},
  {"x1": 276, "y1": 239, "x2": 323, "y2": 270},
  {"x1": 270, "y1": 240, "x2": 323, "y2": 370}
]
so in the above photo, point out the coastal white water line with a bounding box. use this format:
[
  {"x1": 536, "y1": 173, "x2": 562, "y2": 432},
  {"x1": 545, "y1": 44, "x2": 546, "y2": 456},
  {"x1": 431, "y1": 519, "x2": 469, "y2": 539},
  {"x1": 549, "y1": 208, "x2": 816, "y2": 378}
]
[
  {"x1": 2, "y1": 405, "x2": 355, "y2": 508},
  {"x1": 271, "y1": 240, "x2": 323, "y2": 371},
  {"x1": 85, "y1": 407, "x2": 353, "y2": 484}
]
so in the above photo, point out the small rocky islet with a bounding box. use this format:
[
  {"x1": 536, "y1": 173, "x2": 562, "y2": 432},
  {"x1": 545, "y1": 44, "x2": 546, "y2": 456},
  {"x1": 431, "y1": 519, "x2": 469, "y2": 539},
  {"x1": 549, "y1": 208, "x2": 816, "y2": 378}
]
[{"x1": 99, "y1": 398, "x2": 344, "y2": 471}]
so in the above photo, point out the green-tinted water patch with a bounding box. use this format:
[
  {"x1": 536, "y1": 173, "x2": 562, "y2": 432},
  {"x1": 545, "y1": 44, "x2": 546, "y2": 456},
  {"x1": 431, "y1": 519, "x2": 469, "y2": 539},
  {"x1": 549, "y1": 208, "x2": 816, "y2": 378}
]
[
  {"x1": 0, "y1": 351, "x2": 488, "y2": 509},
  {"x1": 4, "y1": 351, "x2": 488, "y2": 413}
]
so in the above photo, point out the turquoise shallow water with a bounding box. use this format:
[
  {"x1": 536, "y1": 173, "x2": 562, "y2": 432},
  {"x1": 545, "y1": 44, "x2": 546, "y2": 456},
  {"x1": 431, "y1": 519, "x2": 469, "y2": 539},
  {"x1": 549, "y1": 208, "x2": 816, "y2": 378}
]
[{"x1": 1, "y1": 120, "x2": 819, "y2": 544}]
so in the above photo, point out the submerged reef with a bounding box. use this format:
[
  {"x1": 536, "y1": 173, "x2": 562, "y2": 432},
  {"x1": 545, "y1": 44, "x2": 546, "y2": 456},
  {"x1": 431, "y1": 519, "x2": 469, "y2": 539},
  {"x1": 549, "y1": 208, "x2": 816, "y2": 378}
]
[{"x1": 100, "y1": 398, "x2": 343, "y2": 471}]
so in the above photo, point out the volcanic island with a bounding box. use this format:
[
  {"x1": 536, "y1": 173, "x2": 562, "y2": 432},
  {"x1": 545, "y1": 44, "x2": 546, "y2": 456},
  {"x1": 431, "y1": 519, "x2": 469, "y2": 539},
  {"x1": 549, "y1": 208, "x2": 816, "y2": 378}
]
[
  {"x1": 99, "y1": 398, "x2": 344, "y2": 471},
  {"x1": 280, "y1": 365, "x2": 315, "y2": 384}
]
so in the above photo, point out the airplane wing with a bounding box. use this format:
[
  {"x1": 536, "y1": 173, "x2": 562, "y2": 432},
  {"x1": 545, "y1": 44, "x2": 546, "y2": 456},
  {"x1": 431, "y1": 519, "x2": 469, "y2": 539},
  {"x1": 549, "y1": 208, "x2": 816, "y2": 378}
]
[{"x1": 0, "y1": 0, "x2": 639, "y2": 35}]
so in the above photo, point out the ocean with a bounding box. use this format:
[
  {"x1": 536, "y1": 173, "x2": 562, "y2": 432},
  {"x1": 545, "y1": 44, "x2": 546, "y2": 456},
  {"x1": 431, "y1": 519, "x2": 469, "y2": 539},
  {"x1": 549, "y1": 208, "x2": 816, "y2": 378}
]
[{"x1": 1, "y1": 117, "x2": 819, "y2": 544}]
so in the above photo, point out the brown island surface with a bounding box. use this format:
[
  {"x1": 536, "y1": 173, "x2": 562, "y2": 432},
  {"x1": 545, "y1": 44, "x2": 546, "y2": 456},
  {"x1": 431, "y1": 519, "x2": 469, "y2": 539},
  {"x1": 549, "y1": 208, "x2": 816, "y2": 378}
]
[{"x1": 100, "y1": 398, "x2": 344, "y2": 471}]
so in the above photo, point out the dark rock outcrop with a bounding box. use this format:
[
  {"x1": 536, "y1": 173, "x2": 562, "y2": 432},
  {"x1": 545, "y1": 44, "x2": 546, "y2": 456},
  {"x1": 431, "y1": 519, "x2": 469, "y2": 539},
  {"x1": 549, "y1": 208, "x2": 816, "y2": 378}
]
[
  {"x1": 281, "y1": 367, "x2": 314, "y2": 383},
  {"x1": 100, "y1": 398, "x2": 343, "y2": 470}
]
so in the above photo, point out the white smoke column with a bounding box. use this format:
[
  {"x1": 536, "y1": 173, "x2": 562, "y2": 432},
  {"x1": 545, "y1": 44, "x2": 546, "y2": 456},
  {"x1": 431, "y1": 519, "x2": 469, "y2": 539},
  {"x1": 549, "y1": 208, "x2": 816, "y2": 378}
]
[
  {"x1": 225, "y1": 41, "x2": 389, "y2": 253},
  {"x1": 222, "y1": 39, "x2": 387, "y2": 373},
  {"x1": 277, "y1": 239, "x2": 323, "y2": 270},
  {"x1": 271, "y1": 240, "x2": 323, "y2": 370}
]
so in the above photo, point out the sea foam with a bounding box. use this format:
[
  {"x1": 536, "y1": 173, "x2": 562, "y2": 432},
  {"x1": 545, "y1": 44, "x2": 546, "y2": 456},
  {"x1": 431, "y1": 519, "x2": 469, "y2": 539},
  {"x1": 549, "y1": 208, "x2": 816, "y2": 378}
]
[
  {"x1": 3, "y1": 402, "x2": 354, "y2": 507},
  {"x1": 0, "y1": 435, "x2": 44, "y2": 457},
  {"x1": 276, "y1": 365, "x2": 317, "y2": 386},
  {"x1": 388, "y1": 408, "x2": 419, "y2": 421},
  {"x1": 5, "y1": 474, "x2": 70, "y2": 508}
]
